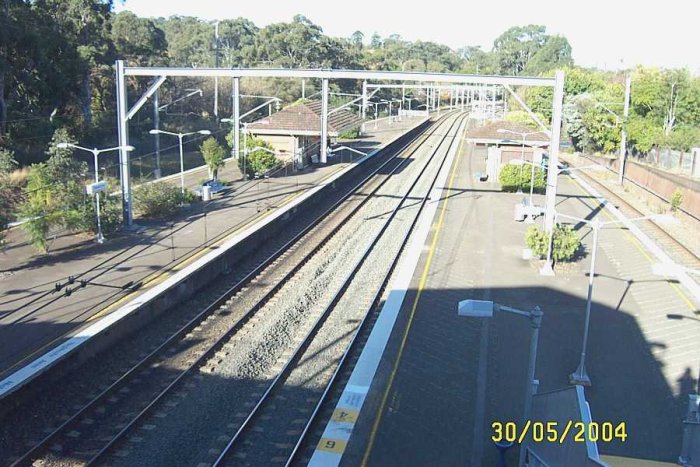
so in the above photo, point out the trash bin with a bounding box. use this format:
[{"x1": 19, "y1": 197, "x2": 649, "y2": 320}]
[
  {"x1": 514, "y1": 201, "x2": 526, "y2": 222},
  {"x1": 202, "y1": 185, "x2": 212, "y2": 201}
]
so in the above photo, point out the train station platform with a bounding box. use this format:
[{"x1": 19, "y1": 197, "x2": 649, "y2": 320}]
[
  {"x1": 0, "y1": 115, "x2": 427, "y2": 392},
  {"x1": 312, "y1": 129, "x2": 700, "y2": 466}
]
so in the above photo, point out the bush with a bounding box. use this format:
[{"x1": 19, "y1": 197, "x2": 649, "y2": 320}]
[
  {"x1": 78, "y1": 193, "x2": 122, "y2": 236},
  {"x1": 670, "y1": 189, "x2": 683, "y2": 212},
  {"x1": 525, "y1": 223, "x2": 581, "y2": 262},
  {"x1": 499, "y1": 163, "x2": 546, "y2": 193},
  {"x1": 133, "y1": 182, "x2": 193, "y2": 218},
  {"x1": 239, "y1": 136, "x2": 280, "y2": 177},
  {"x1": 200, "y1": 137, "x2": 226, "y2": 180},
  {"x1": 339, "y1": 127, "x2": 361, "y2": 139}
]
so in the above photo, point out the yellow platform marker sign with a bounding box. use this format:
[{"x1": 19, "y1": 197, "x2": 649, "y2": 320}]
[{"x1": 317, "y1": 438, "x2": 347, "y2": 453}]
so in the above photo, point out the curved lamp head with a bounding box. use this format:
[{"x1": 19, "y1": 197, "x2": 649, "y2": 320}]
[
  {"x1": 124, "y1": 145, "x2": 136, "y2": 151},
  {"x1": 56, "y1": 142, "x2": 70, "y2": 149},
  {"x1": 198, "y1": 130, "x2": 212, "y2": 135},
  {"x1": 149, "y1": 129, "x2": 159, "y2": 135}
]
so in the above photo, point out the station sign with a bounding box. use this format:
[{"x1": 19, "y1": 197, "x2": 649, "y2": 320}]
[{"x1": 86, "y1": 180, "x2": 107, "y2": 195}]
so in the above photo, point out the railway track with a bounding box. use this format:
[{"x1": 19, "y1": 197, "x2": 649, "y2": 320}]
[
  {"x1": 0, "y1": 134, "x2": 404, "y2": 378},
  {"x1": 201, "y1": 114, "x2": 467, "y2": 467},
  {"x1": 6, "y1": 113, "x2": 459, "y2": 466},
  {"x1": 569, "y1": 164, "x2": 700, "y2": 274}
]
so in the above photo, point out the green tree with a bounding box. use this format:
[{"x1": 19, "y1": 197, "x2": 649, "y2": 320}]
[
  {"x1": 20, "y1": 128, "x2": 92, "y2": 252},
  {"x1": 0, "y1": 147, "x2": 18, "y2": 244},
  {"x1": 159, "y1": 15, "x2": 215, "y2": 67},
  {"x1": 350, "y1": 30, "x2": 364, "y2": 49},
  {"x1": 112, "y1": 11, "x2": 168, "y2": 66},
  {"x1": 218, "y1": 18, "x2": 259, "y2": 67},
  {"x1": 523, "y1": 35, "x2": 573, "y2": 75},
  {"x1": 254, "y1": 15, "x2": 328, "y2": 67},
  {"x1": 200, "y1": 137, "x2": 226, "y2": 180},
  {"x1": 626, "y1": 117, "x2": 662, "y2": 153},
  {"x1": 458, "y1": 46, "x2": 494, "y2": 74},
  {"x1": 42, "y1": 0, "x2": 114, "y2": 128},
  {"x1": 239, "y1": 136, "x2": 278, "y2": 177},
  {"x1": 492, "y1": 25, "x2": 548, "y2": 75}
]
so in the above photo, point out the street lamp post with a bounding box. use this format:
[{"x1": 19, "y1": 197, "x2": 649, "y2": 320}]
[
  {"x1": 457, "y1": 300, "x2": 543, "y2": 467},
  {"x1": 539, "y1": 165, "x2": 607, "y2": 276},
  {"x1": 57, "y1": 142, "x2": 135, "y2": 243},
  {"x1": 557, "y1": 212, "x2": 674, "y2": 386},
  {"x1": 149, "y1": 129, "x2": 211, "y2": 194}
]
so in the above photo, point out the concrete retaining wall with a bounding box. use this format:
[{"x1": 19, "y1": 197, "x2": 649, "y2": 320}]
[{"x1": 575, "y1": 154, "x2": 700, "y2": 220}]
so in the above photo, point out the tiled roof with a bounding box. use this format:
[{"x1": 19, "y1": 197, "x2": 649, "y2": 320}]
[
  {"x1": 466, "y1": 121, "x2": 550, "y2": 143},
  {"x1": 247, "y1": 100, "x2": 363, "y2": 136}
]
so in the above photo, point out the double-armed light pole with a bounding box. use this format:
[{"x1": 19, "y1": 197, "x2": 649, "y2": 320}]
[
  {"x1": 57, "y1": 142, "x2": 135, "y2": 243},
  {"x1": 557, "y1": 212, "x2": 674, "y2": 386},
  {"x1": 149, "y1": 129, "x2": 211, "y2": 194}
]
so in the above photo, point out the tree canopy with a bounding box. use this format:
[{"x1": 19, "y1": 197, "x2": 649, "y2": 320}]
[{"x1": 1, "y1": 4, "x2": 697, "y2": 165}]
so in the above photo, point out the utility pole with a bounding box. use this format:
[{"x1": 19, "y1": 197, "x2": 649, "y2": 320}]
[
  {"x1": 214, "y1": 21, "x2": 220, "y2": 119},
  {"x1": 619, "y1": 76, "x2": 631, "y2": 185}
]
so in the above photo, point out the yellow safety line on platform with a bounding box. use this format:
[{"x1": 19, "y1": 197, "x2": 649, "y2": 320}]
[
  {"x1": 86, "y1": 169, "x2": 348, "y2": 323},
  {"x1": 361, "y1": 127, "x2": 465, "y2": 466},
  {"x1": 3, "y1": 167, "x2": 350, "y2": 378},
  {"x1": 569, "y1": 175, "x2": 697, "y2": 311}
]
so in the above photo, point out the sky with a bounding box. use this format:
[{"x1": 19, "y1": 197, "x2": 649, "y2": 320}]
[{"x1": 114, "y1": 0, "x2": 699, "y2": 71}]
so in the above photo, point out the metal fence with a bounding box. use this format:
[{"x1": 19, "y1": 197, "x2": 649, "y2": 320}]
[{"x1": 636, "y1": 147, "x2": 700, "y2": 178}]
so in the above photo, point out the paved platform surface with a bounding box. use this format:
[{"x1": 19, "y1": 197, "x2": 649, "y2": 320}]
[
  {"x1": 0, "y1": 115, "x2": 425, "y2": 379},
  {"x1": 337, "y1": 138, "x2": 700, "y2": 466}
]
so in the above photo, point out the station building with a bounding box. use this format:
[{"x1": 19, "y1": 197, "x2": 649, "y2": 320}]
[{"x1": 246, "y1": 99, "x2": 363, "y2": 165}]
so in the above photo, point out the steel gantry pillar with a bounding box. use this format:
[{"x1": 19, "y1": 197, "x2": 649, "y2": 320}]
[
  {"x1": 362, "y1": 80, "x2": 368, "y2": 120},
  {"x1": 153, "y1": 88, "x2": 161, "y2": 178},
  {"x1": 321, "y1": 78, "x2": 329, "y2": 163},
  {"x1": 233, "y1": 77, "x2": 240, "y2": 160},
  {"x1": 544, "y1": 70, "x2": 565, "y2": 233},
  {"x1": 115, "y1": 60, "x2": 133, "y2": 227}
]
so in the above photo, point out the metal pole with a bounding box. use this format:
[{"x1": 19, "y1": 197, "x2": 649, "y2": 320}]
[
  {"x1": 115, "y1": 60, "x2": 132, "y2": 227},
  {"x1": 362, "y1": 80, "x2": 367, "y2": 120},
  {"x1": 321, "y1": 77, "x2": 329, "y2": 164},
  {"x1": 154, "y1": 88, "x2": 161, "y2": 178},
  {"x1": 302, "y1": 79, "x2": 306, "y2": 99},
  {"x1": 520, "y1": 306, "x2": 543, "y2": 467},
  {"x1": 214, "y1": 21, "x2": 219, "y2": 119},
  {"x1": 541, "y1": 211, "x2": 556, "y2": 276},
  {"x1": 518, "y1": 135, "x2": 525, "y2": 194},
  {"x1": 570, "y1": 221, "x2": 598, "y2": 386},
  {"x1": 619, "y1": 76, "x2": 631, "y2": 185},
  {"x1": 529, "y1": 159, "x2": 536, "y2": 207},
  {"x1": 243, "y1": 123, "x2": 247, "y2": 178},
  {"x1": 544, "y1": 70, "x2": 565, "y2": 234},
  {"x1": 233, "y1": 77, "x2": 240, "y2": 160},
  {"x1": 178, "y1": 134, "x2": 185, "y2": 195},
  {"x1": 93, "y1": 150, "x2": 104, "y2": 243}
]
